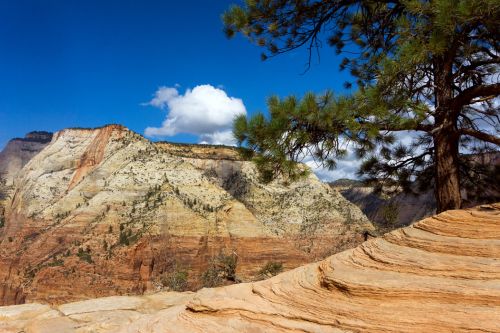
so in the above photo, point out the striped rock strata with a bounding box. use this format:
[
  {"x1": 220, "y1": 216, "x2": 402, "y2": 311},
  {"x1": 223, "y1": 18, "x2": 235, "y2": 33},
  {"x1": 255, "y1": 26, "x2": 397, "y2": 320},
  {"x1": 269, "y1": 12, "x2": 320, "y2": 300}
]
[
  {"x1": 0, "y1": 125, "x2": 371, "y2": 305},
  {"x1": 1, "y1": 204, "x2": 498, "y2": 332}
]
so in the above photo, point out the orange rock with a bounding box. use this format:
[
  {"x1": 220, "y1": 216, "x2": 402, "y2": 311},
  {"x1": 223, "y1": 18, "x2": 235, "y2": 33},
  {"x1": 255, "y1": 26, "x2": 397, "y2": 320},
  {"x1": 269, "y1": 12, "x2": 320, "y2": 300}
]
[{"x1": 0, "y1": 204, "x2": 498, "y2": 332}]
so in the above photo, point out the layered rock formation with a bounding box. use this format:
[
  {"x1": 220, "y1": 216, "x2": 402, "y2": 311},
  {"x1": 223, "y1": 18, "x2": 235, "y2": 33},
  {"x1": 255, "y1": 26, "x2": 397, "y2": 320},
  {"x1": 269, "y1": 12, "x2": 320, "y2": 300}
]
[
  {"x1": 0, "y1": 125, "x2": 371, "y2": 305},
  {"x1": 1, "y1": 204, "x2": 498, "y2": 332},
  {"x1": 0, "y1": 131, "x2": 53, "y2": 250}
]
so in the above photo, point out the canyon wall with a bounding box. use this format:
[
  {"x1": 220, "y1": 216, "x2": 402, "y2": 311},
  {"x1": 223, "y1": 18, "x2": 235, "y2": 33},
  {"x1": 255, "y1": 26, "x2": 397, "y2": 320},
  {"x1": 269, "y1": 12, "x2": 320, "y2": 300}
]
[
  {"x1": 331, "y1": 152, "x2": 500, "y2": 229},
  {"x1": 0, "y1": 125, "x2": 372, "y2": 305}
]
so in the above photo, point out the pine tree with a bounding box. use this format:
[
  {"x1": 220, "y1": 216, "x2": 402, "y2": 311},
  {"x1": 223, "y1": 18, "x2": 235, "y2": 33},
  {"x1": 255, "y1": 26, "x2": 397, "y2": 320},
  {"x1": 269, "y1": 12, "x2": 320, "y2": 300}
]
[{"x1": 224, "y1": 0, "x2": 500, "y2": 212}]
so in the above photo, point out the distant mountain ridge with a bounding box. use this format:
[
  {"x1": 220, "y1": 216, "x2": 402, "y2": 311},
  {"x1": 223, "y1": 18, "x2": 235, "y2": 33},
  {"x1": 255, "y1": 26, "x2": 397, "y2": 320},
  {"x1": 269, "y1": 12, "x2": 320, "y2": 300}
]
[
  {"x1": 330, "y1": 152, "x2": 500, "y2": 228},
  {"x1": 0, "y1": 131, "x2": 53, "y2": 186},
  {"x1": 9, "y1": 131, "x2": 53, "y2": 143}
]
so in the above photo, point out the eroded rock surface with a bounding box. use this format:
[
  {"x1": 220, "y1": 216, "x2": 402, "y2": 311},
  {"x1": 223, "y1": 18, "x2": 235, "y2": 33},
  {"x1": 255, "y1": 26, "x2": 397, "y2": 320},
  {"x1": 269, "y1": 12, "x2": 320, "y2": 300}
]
[
  {"x1": 0, "y1": 125, "x2": 371, "y2": 305},
  {"x1": 1, "y1": 204, "x2": 498, "y2": 332},
  {"x1": 0, "y1": 131, "x2": 53, "y2": 232}
]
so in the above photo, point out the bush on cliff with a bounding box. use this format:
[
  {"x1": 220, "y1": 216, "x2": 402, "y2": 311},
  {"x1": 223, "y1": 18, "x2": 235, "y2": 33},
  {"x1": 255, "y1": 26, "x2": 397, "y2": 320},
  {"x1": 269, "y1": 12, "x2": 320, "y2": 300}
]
[
  {"x1": 161, "y1": 264, "x2": 189, "y2": 292},
  {"x1": 257, "y1": 261, "x2": 283, "y2": 279},
  {"x1": 201, "y1": 252, "x2": 238, "y2": 287}
]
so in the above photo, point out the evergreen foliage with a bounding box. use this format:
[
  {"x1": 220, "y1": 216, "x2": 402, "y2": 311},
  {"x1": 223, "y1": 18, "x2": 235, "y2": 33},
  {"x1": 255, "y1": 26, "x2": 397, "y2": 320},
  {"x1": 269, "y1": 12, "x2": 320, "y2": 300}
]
[
  {"x1": 258, "y1": 261, "x2": 283, "y2": 279},
  {"x1": 76, "y1": 247, "x2": 93, "y2": 263},
  {"x1": 201, "y1": 252, "x2": 238, "y2": 287},
  {"x1": 0, "y1": 172, "x2": 7, "y2": 201},
  {"x1": 160, "y1": 263, "x2": 189, "y2": 292},
  {"x1": 224, "y1": 0, "x2": 500, "y2": 212}
]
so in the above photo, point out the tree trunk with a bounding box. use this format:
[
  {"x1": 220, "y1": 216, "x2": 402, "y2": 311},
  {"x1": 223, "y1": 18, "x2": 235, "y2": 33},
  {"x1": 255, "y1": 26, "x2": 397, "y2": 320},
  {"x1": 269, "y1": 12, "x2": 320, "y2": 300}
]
[
  {"x1": 433, "y1": 125, "x2": 461, "y2": 213},
  {"x1": 433, "y1": 56, "x2": 461, "y2": 213}
]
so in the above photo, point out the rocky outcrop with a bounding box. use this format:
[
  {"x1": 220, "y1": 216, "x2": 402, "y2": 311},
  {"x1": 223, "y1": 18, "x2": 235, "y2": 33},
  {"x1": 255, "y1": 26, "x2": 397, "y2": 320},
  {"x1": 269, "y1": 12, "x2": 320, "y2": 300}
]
[
  {"x1": 0, "y1": 125, "x2": 371, "y2": 305},
  {"x1": 1, "y1": 204, "x2": 498, "y2": 332}
]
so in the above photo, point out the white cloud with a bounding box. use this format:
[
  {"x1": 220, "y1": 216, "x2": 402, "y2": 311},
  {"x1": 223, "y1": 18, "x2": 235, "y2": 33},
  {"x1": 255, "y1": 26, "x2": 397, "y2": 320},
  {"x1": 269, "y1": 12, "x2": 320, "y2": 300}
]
[
  {"x1": 199, "y1": 130, "x2": 238, "y2": 146},
  {"x1": 144, "y1": 84, "x2": 246, "y2": 145},
  {"x1": 395, "y1": 130, "x2": 417, "y2": 146},
  {"x1": 304, "y1": 131, "x2": 421, "y2": 182},
  {"x1": 304, "y1": 152, "x2": 362, "y2": 182}
]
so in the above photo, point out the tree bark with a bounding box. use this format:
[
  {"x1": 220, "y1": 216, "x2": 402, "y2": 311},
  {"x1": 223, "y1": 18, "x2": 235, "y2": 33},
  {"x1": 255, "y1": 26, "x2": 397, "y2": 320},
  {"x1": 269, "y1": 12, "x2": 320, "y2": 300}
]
[
  {"x1": 433, "y1": 56, "x2": 461, "y2": 213},
  {"x1": 433, "y1": 124, "x2": 461, "y2": 213}
]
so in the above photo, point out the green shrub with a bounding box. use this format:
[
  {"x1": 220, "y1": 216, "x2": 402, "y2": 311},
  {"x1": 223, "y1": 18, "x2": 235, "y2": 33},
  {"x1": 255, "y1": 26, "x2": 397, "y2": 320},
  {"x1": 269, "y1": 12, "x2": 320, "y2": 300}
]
[
  {"x1": 48, "y1": 259, "x2": 64, "y2": 267},
  {"x1": 119, "y1": 228, "x2": 137, "y2": 246},
  {"x1": 119, "y1": 231, "x2": 129, "y2": 246},
  {"x1": 201, "y1": 252, "x2": 238, "y2": 287},
  {"x1": 77, "y1": 247, "x2": 93, "y2": 263},
  {"x1": 161, "y1": 266, "x2": 189, "y2": 291},
  {"x1": 258, "y1": 261, "x2": 283, "y2": 279},
  {"x1": 381, "y1": 202, "x2": 399, "y2": 226}
]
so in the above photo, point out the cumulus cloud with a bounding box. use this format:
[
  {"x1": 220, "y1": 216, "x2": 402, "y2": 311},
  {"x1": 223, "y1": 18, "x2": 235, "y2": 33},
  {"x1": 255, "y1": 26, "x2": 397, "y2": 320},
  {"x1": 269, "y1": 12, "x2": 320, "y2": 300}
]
[{"x1": 144, "y1": 84, "x2": 246, "y2": 145}]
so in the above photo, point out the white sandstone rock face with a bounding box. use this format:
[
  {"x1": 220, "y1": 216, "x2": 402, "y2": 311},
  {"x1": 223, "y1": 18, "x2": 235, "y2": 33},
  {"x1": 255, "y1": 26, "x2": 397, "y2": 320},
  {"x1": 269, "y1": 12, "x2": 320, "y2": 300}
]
[
  {"x1": 0, "y1": 125, "x2": 372, "y2": 305},
  {"x1": 9, "y1": 125, "x2": 370, "y2": 238}
]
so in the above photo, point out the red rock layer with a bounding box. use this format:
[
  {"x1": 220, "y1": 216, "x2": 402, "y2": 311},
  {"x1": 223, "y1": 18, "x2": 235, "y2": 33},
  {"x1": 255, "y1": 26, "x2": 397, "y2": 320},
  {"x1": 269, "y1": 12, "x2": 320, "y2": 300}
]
[
  {"x1": 1, "y1": 204, "x2": 498, "y2": 332},
  {"x1": 0, "y1": 215, "x2": 364, "y2": 305}
]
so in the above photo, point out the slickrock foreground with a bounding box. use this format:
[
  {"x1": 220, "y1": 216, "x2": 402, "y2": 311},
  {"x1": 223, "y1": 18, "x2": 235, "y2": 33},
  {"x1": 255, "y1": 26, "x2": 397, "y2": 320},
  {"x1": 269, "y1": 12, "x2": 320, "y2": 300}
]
[{"x1": 1, "y1": 204, "x2": 499, "y2": 332}]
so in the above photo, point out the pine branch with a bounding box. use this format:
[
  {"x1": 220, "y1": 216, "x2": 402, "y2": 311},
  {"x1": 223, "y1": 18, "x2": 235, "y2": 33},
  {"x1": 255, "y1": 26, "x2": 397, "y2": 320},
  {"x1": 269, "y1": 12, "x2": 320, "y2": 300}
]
[
  {"x1": 453, "y1": 83, "x2": 500, "y2": 108},
  {"x1": 454, "y1": 58, "x2": 500, "y2": 78},
  {"x1": 460, "y1": 128, "x2": 500, "y2": 146}
]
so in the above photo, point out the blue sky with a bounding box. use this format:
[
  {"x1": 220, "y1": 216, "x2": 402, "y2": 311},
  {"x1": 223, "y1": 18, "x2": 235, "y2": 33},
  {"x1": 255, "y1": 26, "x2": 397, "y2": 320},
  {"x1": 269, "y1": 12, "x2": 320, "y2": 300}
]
[{"x1": 0, "y1": 0, "x2": 356, "y2": 179}]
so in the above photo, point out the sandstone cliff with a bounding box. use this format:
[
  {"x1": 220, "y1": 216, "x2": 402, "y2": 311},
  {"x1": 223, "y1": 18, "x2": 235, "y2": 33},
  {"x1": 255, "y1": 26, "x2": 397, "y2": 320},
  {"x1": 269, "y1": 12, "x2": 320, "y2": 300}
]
[
  {"x1": 1, "y1": 203, "x2": 498, "y2": 332},
  {"x1": 0, "y1": 125, "x2": 371, "y2": 305},
  {"x1": 0, "y1": 131, "x2": 53, "y2": 242}
]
